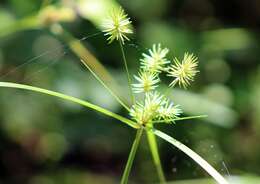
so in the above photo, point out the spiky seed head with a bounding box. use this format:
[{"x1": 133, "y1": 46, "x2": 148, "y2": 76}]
[
  {"x1": 130, "y1": 92, "x2": 167, "y2": 125},
  {"x1": 132, "y1": 71, "x2": 160, "y2": 93},
  {"x1": 129, "y1": 102, "x2": 144, "y2": 124},
  {"x1": 158, "y1": 102, "x2": 182, "y2": 121},
  {"x1": 140, "y1": 44, "x2": 170, "y2": 73},
  {"x1": 102, "y1": 7, "x2": 133, "y2": 44},
  {"x1": 167, "y1": 52, "x2": 199, "y2": 88},
  {"x1": 144, "y1": 91, "x2": 165, "y2": 112}
]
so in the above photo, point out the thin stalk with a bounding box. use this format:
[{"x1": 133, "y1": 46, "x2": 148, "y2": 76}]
[
  {"x1": 119, "y1": 40, "x2": 135, "y2": 104},
  {"x1": 52, "y1": 27, "x2": 130, "y2": 106},
  {"x1": 0, "y1": 82, "x2": 139, "y2": 129},
  {"x1": 146, "y1": 130, "x2": 166, "y2": 183},
  {"x1": 120, "y1": 128, "x2": 143, "y2": 184},
  {"x1": 81, "y1": 59, "x2": 130, "y2": 111},
  {"x1": 143, "y1": 94, "x2": 166, "y2": 183},
  {"x1": 55, "y1": 28, "x2": 114, "y2": 84}
]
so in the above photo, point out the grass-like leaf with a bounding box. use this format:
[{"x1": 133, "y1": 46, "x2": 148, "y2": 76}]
[
  {"x1": 0, "y1": 82, "x2": 139, "y2": 129},
  {"x1": 150, "y1": 128, "x2": 229, "y2": 184},
  {"x1": 153, "y1": 115, "x2": 208, "y2": 124}
]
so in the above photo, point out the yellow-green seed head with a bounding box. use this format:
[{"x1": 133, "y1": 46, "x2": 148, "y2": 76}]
[
  {"x1": 167, "y1": 53, "x2": 199, "y2": 88},
  {"x1": 158, "y1": 102, "x2": 182, "y2": 121},
  {"x1": 132, "y1": 71, "x2": 160, "y2": 93},
  {"x1": 102, "y1": 7, "x2": 133, "y2": 44},
  {"x1": 130, "y1": 92, "x2": 181, "y2": 125},
  {"x1": 140, "y1": 44, "x2": 170, "y2": 74}
]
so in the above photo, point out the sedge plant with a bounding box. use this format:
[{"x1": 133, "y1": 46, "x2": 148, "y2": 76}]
[{"x1": 0, "y1": 6, "x2": 229, "y2": 184}]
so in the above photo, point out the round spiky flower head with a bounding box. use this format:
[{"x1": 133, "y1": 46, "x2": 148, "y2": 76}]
[
  {"x1": 140, "y1": 44, "x2": 170, "y2": 73},
  {"x1": 130, "y1": 91, "x2": 166, "y2": 125},
  {"x1": 132, "y1": 71, "x2": 160, "y2": 93},
  {"x1": 167, "y1": 53, "x2": 199, "y2": 88},
  {"x1": 158, "y1": 102, "x2": 182, "y2": 122},
  {"x1": 130, "y1": 91, "x2": 182, "y2": 125},
  {"x1": 102, "y1": 7, "x2": 133, "y2": 44}
]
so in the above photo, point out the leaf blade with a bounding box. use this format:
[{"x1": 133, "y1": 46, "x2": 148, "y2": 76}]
[
  {"x1": 0, "y1": 82, "x2": 138, "y2": 129},
  {"x1": 150, "y1": 128, "x2": 229, "y2": 184}
]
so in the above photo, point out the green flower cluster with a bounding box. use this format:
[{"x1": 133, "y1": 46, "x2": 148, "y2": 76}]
[
  {"x1": 131, "y1": 44, "x2": 199, "y2": 126},
  {"x1": 101, "y1": 7, "x2": 199, "y2": 126}
]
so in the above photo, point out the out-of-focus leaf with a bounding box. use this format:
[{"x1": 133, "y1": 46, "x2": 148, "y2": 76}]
[
  {"x1": 0, "y1": 9, "x2": 16, "y2": 37},
  {"x1": 0, "y1": 9, "x2": 15, "y2": 29},
  {"x1": 125, "y1": 0, "x2": 169, "y2": 20},
  {"x1": 139, "y1": 22, "x2": 198, "y2": 57},
  {"x1": 38, "y1": 5, "x2": 76, "y2": 26},
  {"x1": 0, "y1": 15, "x2": 39, "y2": 38},
  {"x1": 169, "y1": 88, "x2": 238, "y2": 128},
  {"x1": 76, "y1": 0, "x2": 119, "y2": 28},
  {"x1": 202, "y1": 28, "x2": 255, "y2": 51},
  {"x1": 9, "y1": 0, "x2": 39, "y2": 16}
]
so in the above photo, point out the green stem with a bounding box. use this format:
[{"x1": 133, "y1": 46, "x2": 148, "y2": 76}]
[
  {"x1": 119, "y1": 40, "x2": 135, "y2": 104},
  {"x1": 120, "y1": 128, "x2": 143, "y2": 184},
  {"x1": 54, "y1": 28, "x2": 115, "y2": 84},
  {"x1": 146, "y1": 130, "x2": 166, "y2": 183},
  {"x1": 52, "y1": 27, "x2": 130, "y2": 106},
  {"x1": 81, "y1": 59, "x2": 130, "y2": 112}
]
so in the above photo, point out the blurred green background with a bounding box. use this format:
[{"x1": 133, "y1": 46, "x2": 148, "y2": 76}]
[{"x1": 0, "y1": 0, "x2": 260, "y2": 183}]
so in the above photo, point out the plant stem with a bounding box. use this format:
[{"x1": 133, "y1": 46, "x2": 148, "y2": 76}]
[
  {"x1": 54, "y1": 28, "x2": 114, "y2": 84},
  {"x1": 146, "y1": 130, "x2": 166, "y2": 183},
  {"x1": 52, "y1": 27, "x2": 130, "y2": 106},
  {"x1": 81, "y1": 59, "x2": 130, "y2": 112},
  {"x1": 120, "y1": 128, "x2": 143, "y2": 184},
  {"x1": 119, "y1": 40, "x2": 135, "y2": 104}
]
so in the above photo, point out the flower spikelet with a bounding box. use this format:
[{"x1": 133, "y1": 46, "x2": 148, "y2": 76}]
[
  {"x1": 158, "y1": 102, "x2": 182, "y2": 121},
  {"x1": 167, "y1": 52, "x2": 199, "y2": 88},
  {"x1": 102, "y1": 7, "x2": 133, "y2": 44},
  {"x1": 140, "y1": 44, "x2": 170, "y2": 73},
  {"x1": 132, "y1": 71, "x2": 160, "y2": 93},
  {"x1": 130, "y1": 92, "x2": 166, "y2": 125}
]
